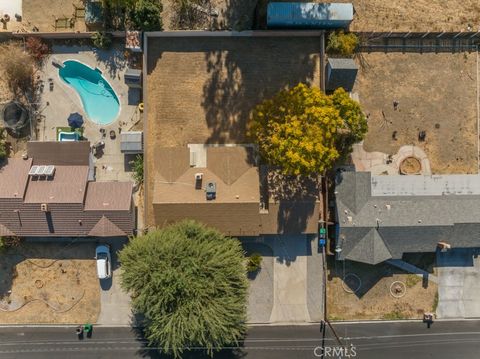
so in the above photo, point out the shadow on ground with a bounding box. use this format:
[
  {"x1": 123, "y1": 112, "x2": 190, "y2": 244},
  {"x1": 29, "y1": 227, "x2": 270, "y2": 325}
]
[{"x1": 132, "y1": 326, "x2": 246, "y2": 359}]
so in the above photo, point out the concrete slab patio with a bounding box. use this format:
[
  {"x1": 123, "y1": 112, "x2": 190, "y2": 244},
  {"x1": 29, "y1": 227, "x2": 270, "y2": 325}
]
[{"x1": 437, "y1": 248, "x2": 480, "y2": 319}]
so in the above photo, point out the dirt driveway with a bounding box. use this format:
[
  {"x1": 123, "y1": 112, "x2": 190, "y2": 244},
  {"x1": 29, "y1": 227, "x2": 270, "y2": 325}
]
[{"x1": 0, "y1": 242, "x2": 99, "y2": 324}]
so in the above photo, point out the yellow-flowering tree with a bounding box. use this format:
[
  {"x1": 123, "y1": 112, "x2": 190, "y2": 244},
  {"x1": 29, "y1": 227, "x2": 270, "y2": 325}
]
[
  {"x1": 331, "y1": 87, "x2": 368, "y2": 143},
  {"x1": 326, "y1": 30, "x2": 359, "y2": 57},
  {"x1": 248, "y1": 83, "x2": 367, "y2": 175}
]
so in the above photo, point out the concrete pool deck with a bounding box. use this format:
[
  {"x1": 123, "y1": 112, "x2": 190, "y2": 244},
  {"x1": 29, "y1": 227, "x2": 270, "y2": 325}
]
[{"x1": 37, "y1": 44, "x2": 141, "y2": 183}]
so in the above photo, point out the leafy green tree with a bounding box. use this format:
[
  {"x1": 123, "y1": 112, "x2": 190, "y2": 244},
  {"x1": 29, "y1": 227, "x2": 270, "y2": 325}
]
[
  {"x1": 119, "y1": 220, "x2": 248, "y2": 358},
  {"x1": 248, "y1": 83, "x2": 367, "y2": 175},
  {"x1": 130, "y1": 0, "x2": 163, "y2": 31},
  {"x1": 102, "y1": 0, "x2": 138, "y2": 8},
  {"x1": 327, "y1": 30, "x2": 359, "y2": 57}
]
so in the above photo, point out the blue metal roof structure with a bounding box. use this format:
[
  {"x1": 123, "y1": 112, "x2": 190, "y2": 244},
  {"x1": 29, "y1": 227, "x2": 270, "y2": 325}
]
[{"x1": 267, "y1": 2, "x2": 353, "y2": 29}]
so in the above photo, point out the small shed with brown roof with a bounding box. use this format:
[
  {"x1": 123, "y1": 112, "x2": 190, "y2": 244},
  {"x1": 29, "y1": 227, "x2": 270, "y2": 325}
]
[{"x1": 27, "y1": 141, "x2": 90, "y2": 165}]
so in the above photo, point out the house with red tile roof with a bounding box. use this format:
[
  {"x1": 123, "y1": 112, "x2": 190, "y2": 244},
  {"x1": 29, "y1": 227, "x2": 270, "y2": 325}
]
[{"x1": 0, "y1": 141, "x2": 134, "y2": 238}]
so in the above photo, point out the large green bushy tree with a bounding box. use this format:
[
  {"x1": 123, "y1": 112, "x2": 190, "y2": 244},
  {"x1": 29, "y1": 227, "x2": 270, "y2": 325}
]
[{"x1": 119, "y1": 220, "x2": 248, "y2": 358}]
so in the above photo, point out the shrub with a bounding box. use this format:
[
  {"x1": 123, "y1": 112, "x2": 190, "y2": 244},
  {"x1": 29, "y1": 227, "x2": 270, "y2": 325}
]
[
  {"x1": 25, "y1": 37, "x2": 50, "y2": 62},
  {"x1": 327, "y1": 31, "x2": 359, "y2": 57},
  {"x1": 129, "y1": 154, "x2": 143, "y2": 185},
  {"x1": 246, "y1": 253, "x2": 262, "y2": 273},
  {"x1": 0, "y1": 236, "x2": 21, "y2": 253},
  {"x1": 92, "y1": 31, "x2": 112, "y2": 49},
  {"x1": 119, "y1": 220, "x2": 248, "y2": 358},
  {"x1": 0, "y1": 142, "x2": 6, "y2": 161},
  {"x1": 0, "y1": 129, "x2": 6, "y2": 160},
  {"x1": 0, "y1": 42, "x2": 35, "y2": 94}
]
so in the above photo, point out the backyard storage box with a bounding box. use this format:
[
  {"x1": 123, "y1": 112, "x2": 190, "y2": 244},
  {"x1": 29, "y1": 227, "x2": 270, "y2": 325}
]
[
  {"x1": 326, "y1": 58, "x2": 358, "y2": 92},
  {"x1": 120, "y1": 131, "x2": 143, "y2": 154},
  {"x1": 124, "y1": 68, "x2": 142, "y2": 89},
  {"x1": 267, "y1": 2, "x2": 354, "y2": 29}
]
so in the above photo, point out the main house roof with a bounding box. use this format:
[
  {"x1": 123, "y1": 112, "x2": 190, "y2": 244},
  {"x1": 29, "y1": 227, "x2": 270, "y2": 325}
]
[
  {"x1": 0, "y1": 141, "x2": 134, "y2": 237},
  {"x1": 153, "y1": 145, "x2": 320, "y2": 236},
  {"x1": 336, "y1": 171, "x2": 480, "y2": 264}
]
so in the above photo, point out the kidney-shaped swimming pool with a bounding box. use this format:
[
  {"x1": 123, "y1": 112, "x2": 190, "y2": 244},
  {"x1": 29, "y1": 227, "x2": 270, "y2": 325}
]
[{"x1": 59, "y1": 60, "x2": 120, "y2": 125}]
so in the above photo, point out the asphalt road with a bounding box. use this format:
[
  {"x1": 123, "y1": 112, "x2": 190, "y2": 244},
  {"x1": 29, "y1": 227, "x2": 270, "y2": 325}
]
[{"x1": 0, "y1": 321, "x2": 479, "y2": 358}]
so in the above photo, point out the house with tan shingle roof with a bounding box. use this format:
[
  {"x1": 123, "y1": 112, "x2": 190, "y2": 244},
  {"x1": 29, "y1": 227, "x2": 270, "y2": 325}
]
[
  {"x1": 152, "y1": 145, "x2": 320, "y2": 236},
  {"x1": 0, "y1": 141, "x2": 134, "y2": 238}
]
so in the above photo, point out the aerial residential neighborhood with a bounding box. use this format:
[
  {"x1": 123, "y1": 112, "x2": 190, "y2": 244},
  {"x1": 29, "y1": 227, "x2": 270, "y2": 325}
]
[{"x1": 0, "y1": 1, "x2": 480, "y2": 358}]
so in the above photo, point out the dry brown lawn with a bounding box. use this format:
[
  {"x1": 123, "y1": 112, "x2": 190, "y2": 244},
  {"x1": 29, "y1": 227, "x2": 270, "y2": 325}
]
[
  {"x1": 145, "y1": 35, "x2": 321, "y2": 225},
  {"x1": 327, "y1": 259, "x2": 438, "y2": 320},
  {"x1": 343, "y1": 0, "x2": 480, "y2": 32},
  {"x1": 22, "y1": 0, "x2": 86, "y2": 32},
  {"x1": 162, "y1": 0, "x2": 480, "y2": 32},
  {"x1": 354, "y1": 52, "x2": 478, "y2": 174},
  {"x1": 0, "y1": 243, "x2": 100, "y2": 324}
]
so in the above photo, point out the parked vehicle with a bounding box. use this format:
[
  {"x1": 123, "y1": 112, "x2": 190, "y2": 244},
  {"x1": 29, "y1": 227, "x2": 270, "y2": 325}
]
[{"x1": 95, "y1": 245, "x2": 111, "y2": 279}]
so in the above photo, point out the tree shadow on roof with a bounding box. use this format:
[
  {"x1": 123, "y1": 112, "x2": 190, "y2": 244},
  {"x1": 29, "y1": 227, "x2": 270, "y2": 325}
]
[{"x1": 264, "y1": 170, "x2": 320, "y2": 234}]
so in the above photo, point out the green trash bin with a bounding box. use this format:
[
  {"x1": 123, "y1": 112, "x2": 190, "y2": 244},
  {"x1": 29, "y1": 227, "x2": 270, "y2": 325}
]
[{"x1": 84, "y1": 323, "x2": 93, "y2": 333}]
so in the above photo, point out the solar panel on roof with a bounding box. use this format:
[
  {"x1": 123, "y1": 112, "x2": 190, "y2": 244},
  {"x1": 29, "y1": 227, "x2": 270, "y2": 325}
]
[
  {"x1": 35, "y1": 165, "x2": 47, "y2": 176},
  {"x1": 45, "y1": 165, "x2": 55, "y2": 176},
  {"x1": 28, "y1": 165, "x2": 39, "y2": 176}
]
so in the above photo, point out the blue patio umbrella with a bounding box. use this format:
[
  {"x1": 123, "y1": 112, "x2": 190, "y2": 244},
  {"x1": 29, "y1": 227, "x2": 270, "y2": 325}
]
[{"x1": 67, "y1": 112, "x2": 84, "y2": 129}]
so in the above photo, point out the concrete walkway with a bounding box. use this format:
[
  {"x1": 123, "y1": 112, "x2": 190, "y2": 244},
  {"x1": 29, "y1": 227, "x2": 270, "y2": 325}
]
[
  {"x1": 351, "y1": 143, "x2": 431, "y2": 175},
  {"x1": 269, "y1": 235, "x2": 310, "y2": 323}
]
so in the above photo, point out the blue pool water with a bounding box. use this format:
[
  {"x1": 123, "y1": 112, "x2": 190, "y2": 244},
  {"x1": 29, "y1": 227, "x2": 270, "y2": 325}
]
[{"x1": 59, "y1": 60, "x2": 120, "y2": 125}]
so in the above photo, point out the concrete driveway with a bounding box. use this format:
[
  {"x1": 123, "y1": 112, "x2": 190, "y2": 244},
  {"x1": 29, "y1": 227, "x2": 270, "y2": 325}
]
[
  {"x1": 437, "y1": 249, "x2": 480, "y2": 318},
  {"x1": 96, "y1": 240, "x2": 133, "y2": 325}
]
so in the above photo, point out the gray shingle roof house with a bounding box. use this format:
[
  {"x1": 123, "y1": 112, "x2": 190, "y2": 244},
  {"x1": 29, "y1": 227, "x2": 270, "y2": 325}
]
[
  {"x1": 0, "y1": 141, "x2": 134, "y2": 237},
  {"x1": 335, "y1": 171, "x2": 480, "y2": 265}
]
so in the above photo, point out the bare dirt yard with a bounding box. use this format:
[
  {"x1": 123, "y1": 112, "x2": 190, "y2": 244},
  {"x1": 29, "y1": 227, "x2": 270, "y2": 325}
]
[
  {"x1": 354, "y1": 52, "x2": 478, "y2": 174},
  {"x1": 327, "y1": 258, "x2": 438, "y2": 320},
  {"x1": 162, "y1": 0, "x2": 480, "y2": 32},
  {"x1": 22, "y1": 0, "x2": 86, "y2": 32},
  {"x1": 0, "y1": 242, "x2": 100, "y2": 324},
  {"x1": 336, "y1": 0, "x2": 480, "y2": 32}
]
